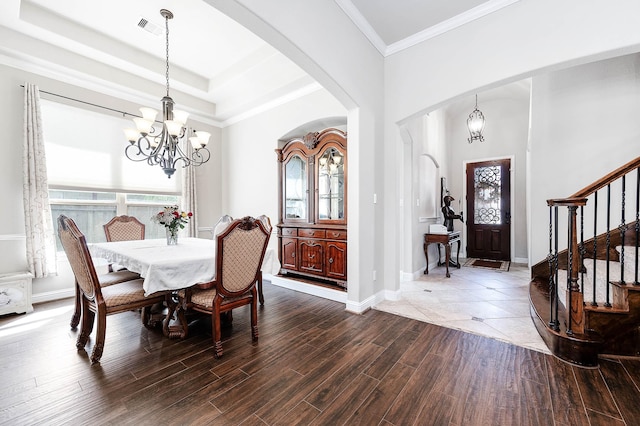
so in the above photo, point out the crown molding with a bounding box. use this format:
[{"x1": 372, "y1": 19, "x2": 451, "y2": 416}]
[
  {"x1": 335, "y1": 0, "x2": 387, "y2": 55},
  {"x1": 337, "y1": 0, "x2": 522, "y2": 57},
  {"x1": 0, "y1": 49, "x2": 222, "y2": 128}
]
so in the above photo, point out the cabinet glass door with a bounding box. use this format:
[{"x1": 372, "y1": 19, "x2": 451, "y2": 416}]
[
  {"x1": 317, "y1": 147, "x2": 344, "y2": 220},
  {"x1": 284, "y1": 155, "x2": 307, "y2": 220}
]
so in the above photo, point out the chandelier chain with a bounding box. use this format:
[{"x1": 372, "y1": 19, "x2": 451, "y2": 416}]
[
  {"x1": 124, "y1": 9, "x2": 211, "y2": 178},
  {"x1": 165, "y1": 14, "x2": 170, "y2": 97}
]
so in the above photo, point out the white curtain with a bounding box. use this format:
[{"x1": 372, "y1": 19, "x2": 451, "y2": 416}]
[
  {"x1": 181, "y1": 133, "x2": 198, "y2": 237},
  {"x1": 23, "y1": 83, "x2": 57, "y2": 277}
]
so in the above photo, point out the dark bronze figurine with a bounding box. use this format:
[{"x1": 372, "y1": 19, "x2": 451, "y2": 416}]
[{"x1": 442, "y1": 195, "x2": 464, "y2": 232}]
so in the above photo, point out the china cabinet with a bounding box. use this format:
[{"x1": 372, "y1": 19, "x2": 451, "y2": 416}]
[{"x1": 276, "y1": 128, "x2": 347, "y2": 288}]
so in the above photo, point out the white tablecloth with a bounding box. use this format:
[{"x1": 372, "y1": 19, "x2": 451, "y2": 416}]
[
  {"x1": 90, "y1": 238, "x2": 281, "y2": 296},
  {"x1": 90, "y1": 238, "x2": 216, "y2": 296}
]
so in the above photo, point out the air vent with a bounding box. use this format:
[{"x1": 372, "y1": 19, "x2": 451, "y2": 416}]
[{"x1": 137, "y1": 16, "x2": 163, "y2": 36}]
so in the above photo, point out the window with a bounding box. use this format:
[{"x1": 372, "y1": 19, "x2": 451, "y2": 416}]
[
  {"x1": 50, "y1": 190, "x2": 179, "y2": 251},
  {"x1": 41, "y1": 99, "x2": 183, "y2": 251}
]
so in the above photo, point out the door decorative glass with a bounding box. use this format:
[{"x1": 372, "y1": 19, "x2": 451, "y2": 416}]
[
  {"x1": 473, "y1": 165, "x2": 501, "y2": 225},
  {"x1": 317, "y1": 147, "x2": 344, "y2": 220},
  {"x1": 284, "y1": 155, "x2": 307, "y2": 220}
]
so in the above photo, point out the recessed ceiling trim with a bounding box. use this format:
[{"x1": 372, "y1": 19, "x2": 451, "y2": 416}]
[
  {"x1": 222, "y1": 82, "x2": 323, "y2": 127},
  {"x1": 337, "y1": 0, "x2": 522, "y2": 57}
]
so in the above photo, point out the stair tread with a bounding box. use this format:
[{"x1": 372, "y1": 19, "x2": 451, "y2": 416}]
[
  {"x1": 584, "y1": 304, "x2": 629, "y2": 314},
  {"x1": 611, "y1": 281, "x2": 640, "y2": 289}
]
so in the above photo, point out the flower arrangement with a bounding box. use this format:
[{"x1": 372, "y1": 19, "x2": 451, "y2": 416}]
[{"x1": 152, "y1": 206, "x2": 193, "y2": 244}]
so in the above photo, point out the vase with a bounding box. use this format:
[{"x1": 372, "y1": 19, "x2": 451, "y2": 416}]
[{"x1": 166, "y1": 227, "x2": 178, "y2": 245}]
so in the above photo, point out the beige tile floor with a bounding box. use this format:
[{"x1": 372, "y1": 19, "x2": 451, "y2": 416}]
[{"x1": 373, "y1": 261, "x2": 550, "y2": 354}]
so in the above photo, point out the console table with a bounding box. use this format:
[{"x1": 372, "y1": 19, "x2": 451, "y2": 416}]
[{"x1": 423, "y1": 231, "x2": 461, "y2": 278}]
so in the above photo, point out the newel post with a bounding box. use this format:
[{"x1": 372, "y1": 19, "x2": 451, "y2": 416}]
[
  {"x1": 566, "y1": 204, "x2": 584, "y2": 334},
  {"x1": 547, "y1": 197, "x2": 588, "y2": 335}
]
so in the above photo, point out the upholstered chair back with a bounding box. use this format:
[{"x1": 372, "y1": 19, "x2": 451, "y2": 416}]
[
  {"x1": 57, "y1": 215, "x2": 100, "y2": 301},
  {"x1": 103, "y1": 215, "x2": 145, "y2": 242},
  {"x1": 217, "y1": 217, "x2": 270, "y2": 295}
]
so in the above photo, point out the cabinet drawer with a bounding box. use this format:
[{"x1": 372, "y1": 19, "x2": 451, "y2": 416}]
[
  {"x1": 299, "y1": 228, "x2": 325, "y2": 238},
  {"x1": 325, "y1": 230, "x2": 347, "y2": 240},
  {"x1": 281, "y1": 227, "x2": 297, "y2": 237}
]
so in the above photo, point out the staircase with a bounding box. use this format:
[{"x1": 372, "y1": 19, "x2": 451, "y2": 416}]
[{"x1": 529, "y1": 157, "x2": 640, "y2": 367}]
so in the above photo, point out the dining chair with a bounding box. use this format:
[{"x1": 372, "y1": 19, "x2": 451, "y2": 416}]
[
  {"x1": 58, "y1": 215, "x2": 166, "y2": 364},
  {"x1": 103, "y1": 215, "x2": 145, "y2": 273},
  {"x1": 176, "y1": 216, "x2": 270, "y2": 358},
  {"x1": 256, "y1": 215, "x2": 272, "y2": 305},
  {"x1": 69, "y1": 215, "x2": 145, "y2": 328},
  {"x1": 103, "y1": 215, "x2": 145, "y2": 243}
]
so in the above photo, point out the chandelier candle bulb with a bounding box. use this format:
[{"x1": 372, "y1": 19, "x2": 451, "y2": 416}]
[
  {"x1": 172, "y1": 110, "x2": 189, "y2": 125},
  {"x1": 124, "y1": 128, "x2": 139, "y2": 142},
  {"x1": 133, "y1": 117, "x2": 152, "y2": 135},
  {"x1": 165, "y1": 120, "x2": 182, "y2": 136},
  {"x1": 195, "y1": 131, "x2": 211, "y2": 146},
  {"x1": 139, "y1": 107, "x2": 158, "y2": 122}
]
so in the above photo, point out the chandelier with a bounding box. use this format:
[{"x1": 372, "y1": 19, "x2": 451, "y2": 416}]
[
  {"x1": 124, "y1": 9, "x2": 211, "y2": 178},
  {"x1": 467, "y1": 94, "x2": 486, "y2": 143}
]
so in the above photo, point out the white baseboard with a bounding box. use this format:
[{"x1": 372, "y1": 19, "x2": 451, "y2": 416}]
[
  {"x1": 346, "y1": 292, "x2": 384, "y2": 314},
  {"x1": 382, "y1": 288, "x2": 402, "y2": 302},
  {"x1": 32, "y1": 288, "x2": 74, "y2": 304},
  {"x1": 269, "y1": 275, "x2": 347, "y2": 304}
]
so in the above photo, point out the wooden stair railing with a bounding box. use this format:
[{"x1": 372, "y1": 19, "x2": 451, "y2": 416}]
[{"x1": 531, "y1": 156, "x2": 640, "y2": 366}]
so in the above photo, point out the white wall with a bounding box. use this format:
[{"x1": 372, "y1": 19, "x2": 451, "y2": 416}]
[
  {"x1": 209, "y1": 0, "x2": 386, "y2": 308},
  {"x1": 529, "y1": 52, "x2": 640, "y2": 264}
]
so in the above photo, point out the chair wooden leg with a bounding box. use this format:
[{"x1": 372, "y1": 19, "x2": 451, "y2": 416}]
[
  {"x1": 251, "y1": 291, "x2": 259, "y2": 342},
  {"x1": 212, "y1": 307, "x2": 223, "y2": 358},
  {"x1": 76, "y1": 299, "x2": 93, "y2": 350},
  {"x1": 257, "y1": 272, "x2": 264, "y2": 306},
  {"x1": 90, "y1": 310, "x2": 107, "y2": 364},
  {"x1": 141, "y1": 306, "x2": 152, "y2": 329},
  {"x1": 70, "y1": 281, "x2": 81, "y2": 329}
]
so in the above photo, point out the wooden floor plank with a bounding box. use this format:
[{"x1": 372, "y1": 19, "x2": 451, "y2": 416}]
[
  {"x1": 345, "y1": 362, "x2": 415, "y2": 425},
  {"x1": 2, "y1": 281, "x2": 640, "y2": 425},
  {"x1": 383, "y1": 353, "x2": 446, "y2": 425},
  {"x1": 308, "y1": 373, "x2": 379, "y2": 425},
  {"x1": 545, "y1": 356, "x2": 590, "y2": 425},
  {"x1": 599, "y1": 358, "x2": 640, "y2": 425},
  {"x1": 520, "y1": 377, "x2": 554, "y2": 426},
  {"x1": 573, "y1": 363, "x2": 622, "y2": 419}
]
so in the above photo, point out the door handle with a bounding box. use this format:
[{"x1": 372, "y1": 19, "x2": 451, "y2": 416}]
[{"x1": 505, "y1": 211, "x2": 511, "y2": 225}]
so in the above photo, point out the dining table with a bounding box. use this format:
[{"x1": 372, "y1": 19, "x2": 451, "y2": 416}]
[
  {"x1": 90, "y1": 237, "x2": 217, "y2": 297},
  {"x1": 89, "y1": 237, "x2": 281, "y2": 338}
]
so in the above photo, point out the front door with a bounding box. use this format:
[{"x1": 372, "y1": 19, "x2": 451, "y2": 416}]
[{"x1": 466, "y1": 159, "x2": 511, "y2": 261}]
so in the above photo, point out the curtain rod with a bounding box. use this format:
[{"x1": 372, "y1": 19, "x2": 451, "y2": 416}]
[{"x1": 20, "y1": 84, "x2": 140, "y2": 119}]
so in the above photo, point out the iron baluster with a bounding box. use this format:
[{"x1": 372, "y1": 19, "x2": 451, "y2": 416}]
[
  {"x1": 635, "y1": 167, "x2": 639, "y2": 285},
  {"x1": 620, "y1": 175, "x2": 626, "y2": 284},
  {"x1": 605, "y1": 184, "x2": 612, "y2": 307},
  {"x1": 553, "y1": 206, "x2": 560, "y2": 331},
  {"x1": 592, "y1": 191, "x2": 598, "y2": 306},
  {"x1": 580, "y1": 205, "x2": 585, "y2": 294}
]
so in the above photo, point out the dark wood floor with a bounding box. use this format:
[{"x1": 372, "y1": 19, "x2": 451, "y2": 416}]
[{"x1": 1, "y1": 281, "x2": 640, "y2": 425}]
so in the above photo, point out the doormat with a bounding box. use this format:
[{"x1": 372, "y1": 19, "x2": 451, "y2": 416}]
[{"x1": 463, "y1": 258, "x2": 510, "y2": 271}]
